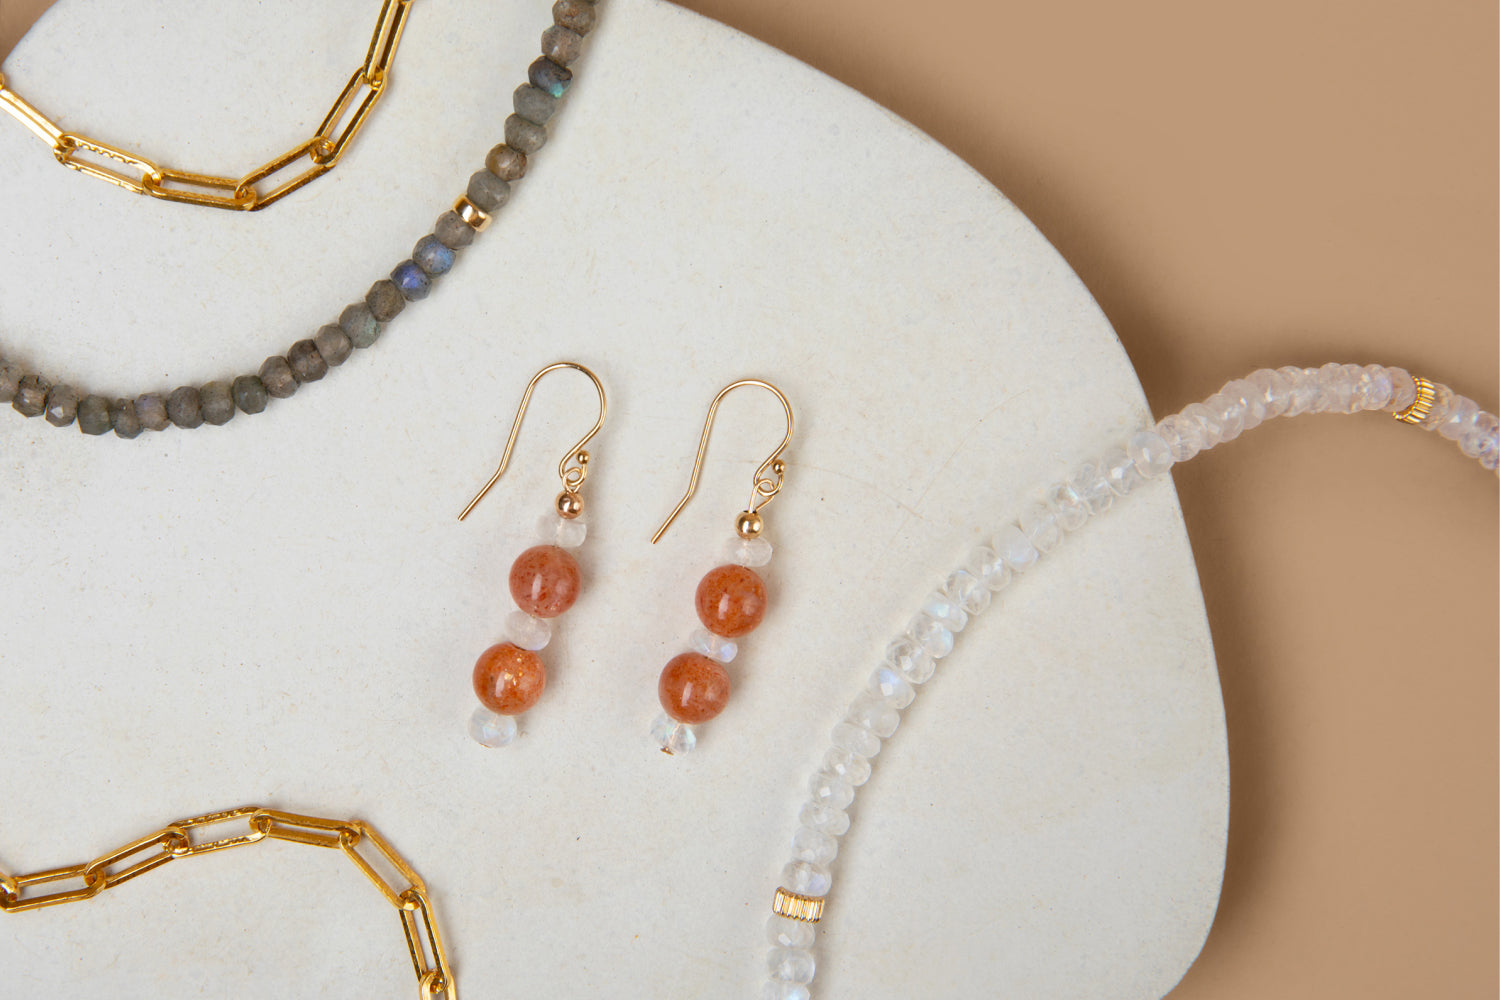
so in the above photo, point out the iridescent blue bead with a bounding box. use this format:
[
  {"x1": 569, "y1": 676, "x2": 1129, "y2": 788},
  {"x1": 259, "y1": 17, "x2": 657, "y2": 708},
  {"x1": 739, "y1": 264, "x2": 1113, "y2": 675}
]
[
  {"x1": 412, "y1": 235, "x2": 455, "y2": 276},
  {"x1": 391, "y1": 260, "x2": 431, "y2": 301},
  {"x1": 528, "y1": 56, "x2": 572, "y2": 98}
]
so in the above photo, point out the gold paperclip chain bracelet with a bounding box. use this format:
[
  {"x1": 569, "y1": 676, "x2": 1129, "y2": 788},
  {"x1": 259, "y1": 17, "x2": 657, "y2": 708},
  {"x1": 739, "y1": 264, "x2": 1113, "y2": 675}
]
[
  {"x1": 0, "y1": 0, "x2": 414, "y2": 211},
  {"x1": 0, "y1": 806, "x2": 456, "y2": 999}
]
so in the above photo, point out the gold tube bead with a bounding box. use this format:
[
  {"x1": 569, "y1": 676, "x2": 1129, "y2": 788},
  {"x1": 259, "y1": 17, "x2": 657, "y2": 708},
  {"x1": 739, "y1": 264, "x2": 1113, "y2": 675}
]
[
  {"x1": 772, "y1": 887, "x2": 825, "y2": 923},
  {"x1": 1394, "y1": 376, "x2": 1437, "y2": 425},
  {"x1": 454, "y1": 195, "x2": 491, "y2": 231}
]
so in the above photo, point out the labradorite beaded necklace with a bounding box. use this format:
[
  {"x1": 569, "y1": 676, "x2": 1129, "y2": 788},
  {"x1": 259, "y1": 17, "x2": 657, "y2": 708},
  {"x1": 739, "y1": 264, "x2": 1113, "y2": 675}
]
[{"x1": 0, "y1": 0, "x2": 600, "y2": 439}]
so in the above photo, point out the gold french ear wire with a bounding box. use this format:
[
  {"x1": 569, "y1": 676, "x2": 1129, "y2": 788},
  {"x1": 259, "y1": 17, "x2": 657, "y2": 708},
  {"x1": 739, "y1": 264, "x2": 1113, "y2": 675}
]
[
  {"x1": 458, "y1": 361, "x2": 607, "y2": 522},
  {"x1": 651, "y1": 379, "x2": 794, "y2": 544}
]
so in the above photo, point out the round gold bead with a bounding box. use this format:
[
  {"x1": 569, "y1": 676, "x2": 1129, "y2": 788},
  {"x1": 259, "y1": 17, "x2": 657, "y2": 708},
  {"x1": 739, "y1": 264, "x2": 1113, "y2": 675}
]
[
  {"x1": 735, "y1": 510, "x2": 763, "y2": 539},
  {"x1": 556, "y1": 491, "x2": 584, "y2": 519}
]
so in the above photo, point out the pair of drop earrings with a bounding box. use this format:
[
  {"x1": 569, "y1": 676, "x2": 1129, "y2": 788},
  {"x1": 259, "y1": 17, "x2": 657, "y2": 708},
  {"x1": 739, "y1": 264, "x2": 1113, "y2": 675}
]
[{"x1": 457, "y1": 362, "x2": 794, "y2": 755}]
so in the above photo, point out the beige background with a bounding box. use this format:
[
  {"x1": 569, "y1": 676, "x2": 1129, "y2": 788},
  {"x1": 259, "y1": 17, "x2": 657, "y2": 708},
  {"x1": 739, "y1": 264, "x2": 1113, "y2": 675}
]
[{"x1": 2, "y1": 1, "x2": 1495, "y2": 998}]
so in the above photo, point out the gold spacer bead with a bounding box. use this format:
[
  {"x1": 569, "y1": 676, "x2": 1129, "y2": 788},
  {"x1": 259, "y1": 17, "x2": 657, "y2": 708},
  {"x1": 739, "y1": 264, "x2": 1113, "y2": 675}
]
[
  {"x1": 454, "y1": 195, "x2": 491, "y2": 231},
  {"x1": 1394, "y1": 375, "x2": 1437, "y2": 425},
  {"x1": 735, "y1": 510, "x2": 763, "y2": 539},
  {"x1": 556, "y1": 491, "x2": 584, "y2": 519},
  {"x1": 772, "y1": 887, "x2": 825, "y2": 923}
]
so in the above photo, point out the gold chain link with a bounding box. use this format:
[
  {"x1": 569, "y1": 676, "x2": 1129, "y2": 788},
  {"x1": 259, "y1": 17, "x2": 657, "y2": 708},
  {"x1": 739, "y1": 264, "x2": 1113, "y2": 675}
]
[
  {"x1": 0, "y1": 805, "x2": 455, "y2": 999},
  {"x1": 0, "y1": 0, "x2": 415, "y2": 211}
]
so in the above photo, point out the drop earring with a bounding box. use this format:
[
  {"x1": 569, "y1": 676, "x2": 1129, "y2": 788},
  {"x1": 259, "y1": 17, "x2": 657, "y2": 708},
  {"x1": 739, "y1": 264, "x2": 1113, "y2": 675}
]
[
  {"x1": 459, "y1": 361, "x2": 606, "y2": 748},
  {"x1": 648, "y1": 379, "x2": 795, "y2": 755}
]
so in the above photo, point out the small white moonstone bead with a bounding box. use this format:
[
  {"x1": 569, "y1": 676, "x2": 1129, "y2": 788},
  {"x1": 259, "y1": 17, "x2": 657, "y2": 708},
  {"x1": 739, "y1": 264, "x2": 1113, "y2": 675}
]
[
  {"x1": 504, "y1": 610, "x2": 552, "y2": 651},
  {"x1": 689, "y1": 627, "x2": 737, "y2": 663},
  {"x1": 468, "y1": 706, "x2": 518, "y2": 748},
  {"x1": 921, "y1": 591, "x2": 967, "y2": 632},
  {"x1": 1360, "y1": 364, "x2": 1394, "y2": 411},
  {"x1": 907, "y1": 612, "x2": 955, "y2": 658},
  {"x1": 1127, "y1": 429, "x2": 1175, "y2": 477},
  {"x1": 944, "y1": 569, "x2": 991, "y2": 616},
  {"x1": 791, "y1": 825, "x2": 839, "y2": 865},
  {"x1": 1225, "y1": 378, "x2": 1267, "y2": 430},
  {"x1": 800, "y1": 800, "x2": 850, "y2": 836},
  {"x1": 1387, "y1": 367, "x2": 1418, "y2": 412},
  {"x1": 808, "y1": 770, "x2": 855, "y2": 810},
  {"x1": 1250, "y1": 367, "x2": 1294, "y2": 418},
  {"x1": 992, "y1": 523, "x2": 1039, "y2": 572},
  {"x1": 830, "y1": 721, "x2": 882, "y2": 759},
  {"x1": 1045, "y1": 481, "x2": 1092, "y2": 531},
  {"x1": 761, "y1": 981, "x2": 811, "y2": 1000},
  {"x1": 1439, "y1": 395, "x2": 1477, "y2": 441},
  {"x1": 1103, "y1": 446, "x2": 1145, "y2": 494},
  {"x1": 1316, "y1": 363, "x2": 1353, "y2": 414},
  {"x1": 781, "y1": 861, "x2": 833, "y2": 898},
  {"x1": 767, "y1": 946, "x2": 817, "y2": 984},
  {"x1": 1204, "y1": 393, "x2": 1244, "y2": 442},
  {"x1": 1019, "y1": 502, "x2": 1063, "y2": 553},
  {"x1": 650, "y1": 713, "x2": 697, "y2": 755},
  {"x1": 1071, "y1": 462, "x2": 1115, "y2": 514},
  {"x1": 824, "y1": 744, "x2": 873, "y2": 786},
  {"x1": 535, "y1": 511, "x2": 587, "y2": 548},
  {"x1": 1155, "y1": 415, "x2": 1194, "y2": 463},
  {"x1": 1282, "y1": 367, "x2": 1318, "y2": 417},
  {"x1": 965, "y1": 544, "x2": 1013, "y2": 592},
  {"x1": 884, "y1": 637, "x2": 936, "y2": 685},
  {"x1": 1180, "y1": 401, "x2": 1224, "y2": 450},
  {"x1": 869, "y1": 665, "x2": 917, "y2": 710},
  {"x1": 767, "y1": 914, "x2": 817, "y2": 950},
  {"x1": 848, "y1": 693, "x2": 900, "y2": 739},
  {"x1": 725, "y1": 534, "x2": 773, "y2": 567}
]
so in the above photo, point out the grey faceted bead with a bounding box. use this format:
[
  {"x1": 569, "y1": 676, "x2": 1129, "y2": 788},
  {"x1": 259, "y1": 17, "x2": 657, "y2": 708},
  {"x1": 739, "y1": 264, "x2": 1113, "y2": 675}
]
[
  {"x1": 505, "y1": 114, "x2": 547, "y2": 155},
  {"x1": 541, "y1": 24, "x2": 584, "y2": 65},
  {"x1": 136, "y1": 393, "x2": 170, "y2": 431},
  {"x1": 232, "y1": 375, "x2": 269, "y2": 414},
  {"x1": 514, "y1": 83, "x2": 558, "y2": 125},
  {"x1": 77, "y1": 395, "x2": 111, "y2": 435},
  {"x1": 485, "y1": 144, "x2": 528, "y2": 181},
  {"x1": 259, "y1": 356, "x2": 298, "y2": 398},
  {"x1": 167, "y1": 386, "x2": 204, "y2": 429},
  {"x1": 12, "y1": 374, "x2": 50, "y2": 417},
  {"x1": 200, "y1": 381, "x2": 235, "y2": 426},
  {"x1": 434, "y1": 211, "x2": 476, "y2": 250},
  {"x1": 288, "y1": 339, "x2": 328, "y2": 383},
  {"x1": 314, "y1": 324, "x2": 353, "y2": 366},
  {"x1": 339, "y1": 303, "x2": 381, "y2": 349},
  {"x1": 527, "y1": 58, "x2": 572, "y2": 100},
  {"x1": 110, "y1": 398, "x2": 143, "y2": 439},
  {"x1": 553, "y1": 0, "x2": 597, "y2": 36},
  {"x1": 468, "y1": 170, "x2": 513, "y2": 213},
  {"x1": 412, "y1": 235, "x2": 455, "y2": 276},
  {"x1": 44, "y1": 384, "x2": 80, "y2": 427},
  {"x1": 0, "y1": 362, "x2": 21, "y2": 402},
  {"x1": 366, "y1": 279, "x2": 406, "y2": 322}
]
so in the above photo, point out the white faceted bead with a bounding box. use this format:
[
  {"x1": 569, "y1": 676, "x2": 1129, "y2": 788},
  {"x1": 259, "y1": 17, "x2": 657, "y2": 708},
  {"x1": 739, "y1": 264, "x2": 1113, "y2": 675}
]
[
  {"x1": 906, "y1": 612, "x2": 955, "y2": 658},
  {"x1": 830, "y1": 721, "x2": 882, "y2": 759},
  {"x1": 824, "y1": 744, "x2": 873, "y2": 786},
  {"x1": 993, "y1": 523, "x2": 1039, "y2": 571},
  {"x1": 965, "y1": 544, "x2": 1013, "y2": 592},
  {"x1": 1225, "y1": 378, "x2": 1267, "y2": 430},
  {"x1": 884, "y1": 637, "x2": 936, "y2": 685},
  {"x1": 799, "y1": 800, "x2": 851, "y2": 836},
  {"x1": 767, "y1": 914, "x2": 817, "y2": 949},
  {"x1": 725, "y1": 534, "x2": 773, "y2": 567},
  {"x1": 468, "y1": 706, "x2": 517, "y2": 748},
  {"x1": 1019, "y1": 503, "x2": 1063, "y2": 553},
  {"x1": 1045, "y1": 481, "x2": 1092, "y2": 531},
  {"x1": 1250, "y1": 367, "x2": 1294, "y2": 418},
  {"x1": 781, "y1": 861, "x2": 833, "y2": 898},
  {"x1": 535, "y1": 511, "x2": 587, "y2": 548},
  {"x1": 848, "y1": 693, "x2": 900, "y2": 739},
  {"x1": 1204, "y1": 394, "x2": 1244, "y2": 442},
  {"x1": 1461, "y1": 413, "x2": 1497, "y2": 459},
  {"x1": 1155, "y1": 415, "x2": 1194, "y2": 463},
  {"x1": 689, "y1": 628, "x2": 737, "y2": 663},
  {"x1": 921, "y1": 591, "x2": 967, "y2": 632},
  {"x1": 944, "y1": 569, "x2": 991, "y2": 616},
  {"x1": 1180, "y1": 402, "x2": 1224, "y2": 450},
  {"x1": 1071, "y1": 462, "x2": 1115, "y2": 514},
  {"x1": 1359, "y1": 364, "x2": 1394, "y2": 411},
  {"x1": 767, "y1": 945, "x2": 817, "y2": 984},
  {"x1": 1283, "y1": 367, "x2": 1319, "y2": 417},
  {"x1": 761, "y1": 980, "x2": 812, "y2": 1000},
  {"x1": 1387, "y1": 367, "x2": 1418, "y2": 412},
  {"x1": 1315, "y1": 363, "x2": 1353, "y2": 414},
  {"x1": 503, "y1": 610, "x2": 552, "y2": 651},
  {"x1": 869, "y1": 666, "x2": 917, "y2": 710},
  {"x1": 1439, "y1": 395, "x2": 1478, "y2": 441},
  {"x1": 809, "y1": 770, "x2": 855, "y2": 810},
  {"x1": 650, "y1": 713, "x2": 697, "y2": 755},
  {"x1": 1127, "y1": 429, "x2": 1175, "y2": 478},
  {"x1": 791, "y1": 825, "x2": 840, "y2": 865}
]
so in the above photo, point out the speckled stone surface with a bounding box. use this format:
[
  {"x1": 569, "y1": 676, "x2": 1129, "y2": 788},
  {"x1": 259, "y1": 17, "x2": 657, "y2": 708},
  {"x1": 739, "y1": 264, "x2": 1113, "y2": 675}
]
[{"x1": 165, "y1": 386, "x2": 203, "y2": 429}]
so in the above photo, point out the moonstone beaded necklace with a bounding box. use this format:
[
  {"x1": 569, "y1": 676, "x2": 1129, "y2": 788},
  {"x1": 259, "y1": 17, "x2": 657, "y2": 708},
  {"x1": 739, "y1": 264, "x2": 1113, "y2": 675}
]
[
  {"x1": 0, "y1": 0, "x2": 601, "y2": 438},
  {"x1": 758, "y1": 362, "x2": 1497, "y2": 1000}
]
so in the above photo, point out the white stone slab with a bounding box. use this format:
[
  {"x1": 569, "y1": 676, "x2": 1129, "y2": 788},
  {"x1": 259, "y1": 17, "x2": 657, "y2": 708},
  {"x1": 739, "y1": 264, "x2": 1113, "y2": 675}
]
[{"x1": 0, "y1": 1, "x2": 1226, "y2": 997}]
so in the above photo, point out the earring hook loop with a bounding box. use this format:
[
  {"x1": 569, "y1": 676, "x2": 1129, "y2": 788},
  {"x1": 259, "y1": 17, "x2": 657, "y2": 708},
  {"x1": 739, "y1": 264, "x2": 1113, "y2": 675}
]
[
  {"x1": 650, "y1": 378, "x2": 794, "y2": 544},
  {"x1": 458, "y1": 361, "x2": 607, "y2": 521}
]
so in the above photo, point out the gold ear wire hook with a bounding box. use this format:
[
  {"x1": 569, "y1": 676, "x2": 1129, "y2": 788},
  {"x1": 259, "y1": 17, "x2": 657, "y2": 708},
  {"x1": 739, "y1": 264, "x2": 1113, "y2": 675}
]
[
  {"x1": 458, "y1": 361, "x2": 607, "y2": 521},
  {"x1": 650, "y1": 379, "x2": 794, "y2": 544}
]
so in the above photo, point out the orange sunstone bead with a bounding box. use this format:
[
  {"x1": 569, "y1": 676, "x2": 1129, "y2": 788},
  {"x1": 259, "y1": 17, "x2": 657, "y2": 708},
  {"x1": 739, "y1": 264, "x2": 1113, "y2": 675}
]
[
  {"x1": 509, "y1": 544, "x2": 582, "y2": 618},
  {"x1": 473, "y1": 642, "x2": 547, "y2": 715},
  {"x1": 658, "y1": 652, "x2": 732, "y2": 724},
  {"x1": 694, "y1": 564, "x2": 767, "y2": 638}
]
